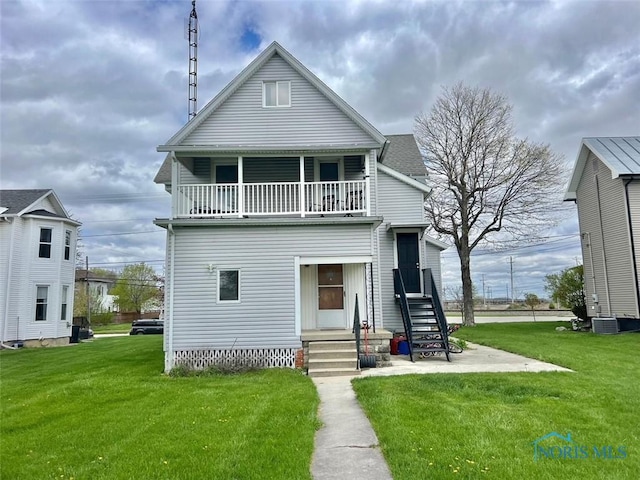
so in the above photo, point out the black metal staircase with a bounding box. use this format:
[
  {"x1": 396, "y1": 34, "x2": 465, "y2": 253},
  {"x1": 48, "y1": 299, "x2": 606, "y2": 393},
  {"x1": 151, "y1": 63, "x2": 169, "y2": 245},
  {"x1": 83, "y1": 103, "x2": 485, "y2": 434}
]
[{"x1": 393, "y1": 268, "x2": 450, "y2": 362}]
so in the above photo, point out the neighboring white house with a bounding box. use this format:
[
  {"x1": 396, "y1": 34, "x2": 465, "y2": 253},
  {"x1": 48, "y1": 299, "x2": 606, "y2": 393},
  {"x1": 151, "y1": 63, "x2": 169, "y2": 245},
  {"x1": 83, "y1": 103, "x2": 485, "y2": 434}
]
[
  {"x1": 0, "y1": 189, "x2": 81, "y2": 347},
  {"x1": 565, "y1": 136, "x2": 640, "y2": 330},
  {"x1": 154, "y1": 42, "x2": 446, "y2": 373},
  {"x1": 75, "y1": 269, "x2": 117, "y2": 313}
]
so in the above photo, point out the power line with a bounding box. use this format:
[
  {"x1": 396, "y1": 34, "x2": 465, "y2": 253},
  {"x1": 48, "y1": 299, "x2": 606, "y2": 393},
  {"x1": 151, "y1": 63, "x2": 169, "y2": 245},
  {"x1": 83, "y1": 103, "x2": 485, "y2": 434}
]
[{"x1": 82, "y1": 230, "x2": 162, "y2": 238}]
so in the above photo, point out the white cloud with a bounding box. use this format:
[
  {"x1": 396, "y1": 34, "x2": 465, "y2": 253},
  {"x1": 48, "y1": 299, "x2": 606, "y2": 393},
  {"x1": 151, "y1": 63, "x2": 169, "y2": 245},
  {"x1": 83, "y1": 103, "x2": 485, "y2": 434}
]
[{"x1": 1, "y1": 0, "x2": 638, "y2": 290}]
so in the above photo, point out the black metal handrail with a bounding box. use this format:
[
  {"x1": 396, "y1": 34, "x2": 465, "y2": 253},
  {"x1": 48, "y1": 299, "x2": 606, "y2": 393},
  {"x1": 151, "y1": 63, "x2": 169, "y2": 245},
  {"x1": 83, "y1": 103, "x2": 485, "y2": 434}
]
[
  {"x1": 423, "y1": 268, "x2": 450, "y2": 358},
  {"x1": 352, "y1": 293, "x2": 361, "y2": 370},
  {"x1": 393, "y1": 269, "x2": 414, "y2": 362}
]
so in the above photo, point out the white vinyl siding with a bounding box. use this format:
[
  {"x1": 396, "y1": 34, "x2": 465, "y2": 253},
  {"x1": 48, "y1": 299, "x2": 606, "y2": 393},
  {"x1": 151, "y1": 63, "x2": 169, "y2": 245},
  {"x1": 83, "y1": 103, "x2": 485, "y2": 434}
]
[
  {"x1": 627, "y1": 181, "x2": 640, "y2": 315},
  {"x1": 424, "y1": 242, "x2": 444, "y2": 298},
  {"x1": 181, "y1": 54, "x2": 377, "y2": 147},
  {"x1": 576, "y1": 153, "x2": 638, "y2": 318},
  {"x1": 376, "y1": 169, "x2": 425, "y2": 223},
  {"x1": 169, "y1": 223, "x2": 374, "y2": 350},
  {"x1": 375, "y1": 167, "x2": 428, "y2": 332},
  {"x1": 0, "y1": 202, "x2": 77, "y2": 342}
]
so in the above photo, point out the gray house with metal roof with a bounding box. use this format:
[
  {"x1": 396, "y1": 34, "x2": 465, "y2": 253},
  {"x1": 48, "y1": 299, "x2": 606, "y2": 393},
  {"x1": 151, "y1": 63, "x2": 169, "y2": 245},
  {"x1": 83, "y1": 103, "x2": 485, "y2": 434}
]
[
  {"x1": 565, "y1": 136, "x2": 640, "y2": 325},
  {"x1": 0, "y1": 189, "x2": 80, "y2": 347},
  {"x1": 154, "y1": 42, "x2": 446, "y2": 374}
]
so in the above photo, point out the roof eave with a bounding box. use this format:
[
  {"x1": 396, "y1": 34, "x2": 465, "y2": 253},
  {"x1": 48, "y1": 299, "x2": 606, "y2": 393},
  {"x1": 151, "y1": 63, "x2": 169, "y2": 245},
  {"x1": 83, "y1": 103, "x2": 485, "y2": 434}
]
[
  {"x1": 157, "y1": 144, "x2": 381, "y2": 153},
  {"x1": 377, "y1": 163, "x2": 431, "y2": 193}
]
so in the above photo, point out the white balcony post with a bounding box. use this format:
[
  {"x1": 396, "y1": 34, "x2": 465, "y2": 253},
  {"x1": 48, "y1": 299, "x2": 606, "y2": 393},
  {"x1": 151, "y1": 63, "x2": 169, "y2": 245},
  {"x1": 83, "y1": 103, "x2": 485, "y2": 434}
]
[
  {"x1": 171, "y1": 152, "x2": 178, "y2": 219},
  {"x1": 238, "y1": 156, "x2": 244, "y2": 218},
  {"x1": 365, "y1": 151, "x2": 371, "y2": 215},
  {"x1": 299, "y1": 155, "x2": 305, "y2": 217}
]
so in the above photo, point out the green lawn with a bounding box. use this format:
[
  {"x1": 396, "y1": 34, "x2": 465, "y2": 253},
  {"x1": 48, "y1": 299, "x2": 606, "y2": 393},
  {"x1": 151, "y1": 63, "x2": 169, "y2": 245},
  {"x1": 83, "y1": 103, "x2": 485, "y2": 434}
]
[
  {"x1": 353, "y1": 322, "x2": 639, "y2": 479},
  {"x1": 1, "y1": 337, "x2": 319, "y2": 480}
]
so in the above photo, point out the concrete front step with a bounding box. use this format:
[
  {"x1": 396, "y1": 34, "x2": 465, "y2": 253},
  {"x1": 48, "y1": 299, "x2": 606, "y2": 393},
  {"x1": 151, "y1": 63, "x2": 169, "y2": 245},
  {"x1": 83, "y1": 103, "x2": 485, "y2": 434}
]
[
  {"x1": 308, "y1": 358, "x2": 358, "y2": 370},
  {"x1": 308, "y1": 367, "x2": 361, "y2": 378},
  {"x1": 309, "y1": 348, "x2": 357, "y2": 359},
  {"x1": 308, "y1": 340, "x2": 356, "y2": 351}
]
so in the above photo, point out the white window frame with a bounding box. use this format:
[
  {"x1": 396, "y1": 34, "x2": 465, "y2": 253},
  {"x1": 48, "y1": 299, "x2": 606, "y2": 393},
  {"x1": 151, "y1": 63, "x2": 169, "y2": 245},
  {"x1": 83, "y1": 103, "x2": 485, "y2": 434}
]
[
  {"x1": 35, "y1": 285, "x2": 49, "y2": 321},
  {"x1": 61, "y1": 285, "x2": 69, "y2": 321},
  {"x1": 217, "y1": 268, "x2": 241, "y2": 303},
  {"x1": 39, "y1": 227, "x2": 53, "y2": 259},
  {"x1": 263, "y1": 80, "x2": 291, "y2": 108},
  {"x1": 64, "y1": 230, "x2": 72, "y2": 261}
]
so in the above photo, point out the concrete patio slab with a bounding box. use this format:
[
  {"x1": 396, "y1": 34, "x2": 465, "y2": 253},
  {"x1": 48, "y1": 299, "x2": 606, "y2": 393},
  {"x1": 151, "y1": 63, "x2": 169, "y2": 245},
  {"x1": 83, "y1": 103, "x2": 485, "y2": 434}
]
[{"x1": 360, "y1": 341, "x2": 572, "y2": 377}]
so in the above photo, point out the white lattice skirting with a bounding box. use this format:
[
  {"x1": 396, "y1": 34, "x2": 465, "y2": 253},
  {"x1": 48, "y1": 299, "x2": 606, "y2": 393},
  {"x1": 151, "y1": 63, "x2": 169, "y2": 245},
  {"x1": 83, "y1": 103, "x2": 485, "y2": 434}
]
[{"x1": 172, "y1": 348, "x2": 297, "y2": 370}]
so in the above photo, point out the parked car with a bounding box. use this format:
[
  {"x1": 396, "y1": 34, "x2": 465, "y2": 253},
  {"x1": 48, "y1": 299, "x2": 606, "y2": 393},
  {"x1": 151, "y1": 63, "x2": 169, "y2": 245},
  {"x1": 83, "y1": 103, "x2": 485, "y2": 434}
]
[
  {"x1": 129, "y1": 320, "x2": 164, "y2": 335},
  {"x1": 79, "y1": 327, "x2": 94, "y2": 340}
]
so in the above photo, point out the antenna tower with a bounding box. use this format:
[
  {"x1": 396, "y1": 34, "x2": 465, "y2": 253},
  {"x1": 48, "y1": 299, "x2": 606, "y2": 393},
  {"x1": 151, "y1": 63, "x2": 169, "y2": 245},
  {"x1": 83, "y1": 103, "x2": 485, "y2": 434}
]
[{"x1": 188, "y1": 0, "x2": 198, "y2": 120}]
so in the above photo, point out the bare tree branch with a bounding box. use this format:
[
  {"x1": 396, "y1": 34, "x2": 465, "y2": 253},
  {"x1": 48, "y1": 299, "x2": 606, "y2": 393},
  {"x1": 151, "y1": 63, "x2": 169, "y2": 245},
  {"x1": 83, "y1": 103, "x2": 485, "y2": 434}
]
[{"x1": 415, "y1": 83, "x2": 568, "y2": 325}]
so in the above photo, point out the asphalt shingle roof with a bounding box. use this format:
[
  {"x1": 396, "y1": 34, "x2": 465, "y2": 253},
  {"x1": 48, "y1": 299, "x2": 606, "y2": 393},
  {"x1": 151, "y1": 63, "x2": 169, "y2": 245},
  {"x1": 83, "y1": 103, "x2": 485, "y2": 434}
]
[
  {"x1": 0, "y1": 189, "x2": 51, "y2": 215},
  {"x1": 381, "y1": 134, "x2": 427, "y2": 177}
]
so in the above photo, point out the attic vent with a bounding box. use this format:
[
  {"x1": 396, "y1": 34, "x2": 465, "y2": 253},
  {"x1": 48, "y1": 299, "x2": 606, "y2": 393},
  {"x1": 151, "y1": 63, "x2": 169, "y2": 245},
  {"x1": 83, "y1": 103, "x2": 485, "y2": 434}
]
[{"x1": 592, "y1": 157, "x2": 599, "y2": 173}]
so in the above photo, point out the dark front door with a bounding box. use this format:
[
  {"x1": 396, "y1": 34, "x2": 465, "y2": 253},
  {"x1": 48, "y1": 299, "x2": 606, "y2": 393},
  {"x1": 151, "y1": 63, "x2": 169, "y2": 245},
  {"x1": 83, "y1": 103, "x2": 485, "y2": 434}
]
[{"x1": 397, "y1": 232, "x2": 421, "y2": 293}]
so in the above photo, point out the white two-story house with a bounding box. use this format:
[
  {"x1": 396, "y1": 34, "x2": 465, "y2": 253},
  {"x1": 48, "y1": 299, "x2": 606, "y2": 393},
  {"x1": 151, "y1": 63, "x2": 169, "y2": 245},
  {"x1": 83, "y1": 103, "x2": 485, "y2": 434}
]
[
  {"x1": 154, "y1": 42, "x2": 446, "y2": 373},
  {"x1": 0, "y1": 189, "x2": 80, "y2": 347}
]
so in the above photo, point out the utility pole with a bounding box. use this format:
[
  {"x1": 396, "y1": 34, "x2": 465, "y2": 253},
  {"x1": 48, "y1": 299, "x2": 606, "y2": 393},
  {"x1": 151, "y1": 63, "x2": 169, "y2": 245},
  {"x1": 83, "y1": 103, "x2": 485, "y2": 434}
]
[
  {"x1": 482, "y1": 274, "x2": 486, "y2": 308},
  {"x1": 85, "y1": 256, "x2": 91, "y2": 326},
  {"x1": 510, "y1": 256, "x2": 514, "y2": 304}
]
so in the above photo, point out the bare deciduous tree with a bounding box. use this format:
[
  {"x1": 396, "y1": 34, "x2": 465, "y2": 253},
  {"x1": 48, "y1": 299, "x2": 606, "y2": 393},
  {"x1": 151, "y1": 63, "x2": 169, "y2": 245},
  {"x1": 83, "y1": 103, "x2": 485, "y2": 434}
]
[{"x1": 415, "y1": 83, "x2": 566, "y2": 326}]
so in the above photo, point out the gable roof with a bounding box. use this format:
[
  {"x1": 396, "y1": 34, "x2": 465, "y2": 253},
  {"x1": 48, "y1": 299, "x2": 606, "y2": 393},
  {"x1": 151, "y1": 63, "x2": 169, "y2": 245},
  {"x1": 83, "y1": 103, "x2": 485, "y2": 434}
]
[
  {"x1": 0, "y1": 189, "x2": 79, "y2": 224},
  {"x1": 425, "y1": 235, "x2": 450, "y2": 251},
  {"x1": 381, "y1": 134, "x2": 426, "y2": 177},
  {"x1": 158, "y1": 41, "x2": 386, "y2": 152},
  {"x1": 565, "y1": 137, "x2": 640, "y2": 200},
  {"x1": 0, "y1": 189, "x2": 55, "y2": 215}
]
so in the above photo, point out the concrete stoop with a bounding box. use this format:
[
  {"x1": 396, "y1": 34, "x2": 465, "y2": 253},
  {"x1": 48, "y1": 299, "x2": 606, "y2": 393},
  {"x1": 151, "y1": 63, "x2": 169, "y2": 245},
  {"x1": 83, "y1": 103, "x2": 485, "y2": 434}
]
[{"x1": 307, "y1": 340, "x2": 360, "y2": 377}]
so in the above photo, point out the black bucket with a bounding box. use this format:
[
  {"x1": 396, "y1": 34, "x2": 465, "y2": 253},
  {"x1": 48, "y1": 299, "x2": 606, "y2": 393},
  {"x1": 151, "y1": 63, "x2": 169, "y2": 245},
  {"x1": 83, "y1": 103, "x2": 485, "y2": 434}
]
[{"x1": 359, "y1": 354, "x2": 376, "y2": 368}]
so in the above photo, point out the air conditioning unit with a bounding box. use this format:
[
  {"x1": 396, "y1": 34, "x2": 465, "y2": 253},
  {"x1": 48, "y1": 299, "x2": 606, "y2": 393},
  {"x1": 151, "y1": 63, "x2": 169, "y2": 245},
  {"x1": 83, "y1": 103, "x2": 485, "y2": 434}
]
[{"x1": 592, "y1": 317, "x2": 619, "y2": 334}]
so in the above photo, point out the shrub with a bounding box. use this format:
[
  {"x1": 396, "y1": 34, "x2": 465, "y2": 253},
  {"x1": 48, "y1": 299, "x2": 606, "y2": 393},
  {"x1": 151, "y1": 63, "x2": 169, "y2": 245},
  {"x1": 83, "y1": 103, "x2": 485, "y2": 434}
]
[
  {"x1": 90, "y1": 312, "x2": 115, "y2": 326},
  {"x1": 169, "y1": 359, "x2": 261, "y2": 377}
]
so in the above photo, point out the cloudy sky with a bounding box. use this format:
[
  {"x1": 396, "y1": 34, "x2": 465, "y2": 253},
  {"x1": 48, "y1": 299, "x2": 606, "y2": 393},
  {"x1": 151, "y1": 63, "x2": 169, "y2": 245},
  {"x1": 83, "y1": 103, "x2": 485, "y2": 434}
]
[{"x1": 2, "y1": 0, "x2": 639, "y2": 300}]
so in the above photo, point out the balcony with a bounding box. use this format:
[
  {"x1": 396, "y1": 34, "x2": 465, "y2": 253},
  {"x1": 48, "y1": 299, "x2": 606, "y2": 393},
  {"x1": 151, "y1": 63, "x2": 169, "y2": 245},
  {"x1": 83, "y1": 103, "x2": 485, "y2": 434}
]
[{"x1": 174, "y1": 180, "x2": 368, "y2": 218}]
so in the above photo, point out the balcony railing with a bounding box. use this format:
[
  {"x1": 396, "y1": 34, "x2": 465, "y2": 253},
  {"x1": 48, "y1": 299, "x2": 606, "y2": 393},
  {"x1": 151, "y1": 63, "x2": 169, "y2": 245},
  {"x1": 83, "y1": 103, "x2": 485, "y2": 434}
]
[{"x1": 175, "y1": 181, "x2": 367, "y2": 218}]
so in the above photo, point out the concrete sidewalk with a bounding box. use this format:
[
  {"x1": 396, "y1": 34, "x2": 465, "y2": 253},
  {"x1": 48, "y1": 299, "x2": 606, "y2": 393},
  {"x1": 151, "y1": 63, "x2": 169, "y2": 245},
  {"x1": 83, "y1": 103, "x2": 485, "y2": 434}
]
[
  {"x1": 310, "y1": 342, "x2": 570, "y2": 479},
  {"x1": 311, "y1": 376, "x2": 392, "y2": 480}
]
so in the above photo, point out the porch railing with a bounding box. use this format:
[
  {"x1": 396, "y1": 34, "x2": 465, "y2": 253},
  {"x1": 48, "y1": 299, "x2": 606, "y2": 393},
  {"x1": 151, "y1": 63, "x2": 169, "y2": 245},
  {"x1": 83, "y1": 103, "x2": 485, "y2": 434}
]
[{"x1": 175, "y1": 180, "x2": 367, "y2": 218}]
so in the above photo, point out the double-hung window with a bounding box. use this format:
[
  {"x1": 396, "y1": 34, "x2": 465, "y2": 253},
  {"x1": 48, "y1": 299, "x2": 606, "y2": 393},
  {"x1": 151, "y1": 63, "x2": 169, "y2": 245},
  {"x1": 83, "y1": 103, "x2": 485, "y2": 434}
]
[
  {"x1": 263, "y1": 81, "x2": 290, "y2": 107},
  {"x1": 64, "y1": 230, "x2": 72, "y2": 260},
  {"x1": 35, "y1": 286, "x2": 48, "y2": 321},
  {"x1": 61, "y1": 286, "x2": 69, "y2": 321},
  {"x1": 39, "y1": 228, "x2": 52, "y2": 258},
  {"x1": 218, "y1": 269, "x2": 240, "y2": 303}
]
